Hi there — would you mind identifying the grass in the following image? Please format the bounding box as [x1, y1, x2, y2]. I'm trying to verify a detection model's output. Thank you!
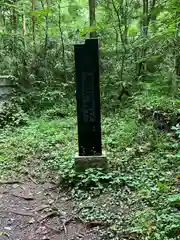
[0, 116, 77, 180]
[0, 91, 179, 239]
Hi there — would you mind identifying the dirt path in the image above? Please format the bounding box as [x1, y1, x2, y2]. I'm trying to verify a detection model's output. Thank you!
[0, 180, 98, 240]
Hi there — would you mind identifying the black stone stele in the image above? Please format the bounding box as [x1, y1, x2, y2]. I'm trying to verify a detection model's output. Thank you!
[74, 39, 102, 156]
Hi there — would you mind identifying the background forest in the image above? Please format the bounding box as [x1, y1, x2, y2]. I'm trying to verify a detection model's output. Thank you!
[0, 0, 180, 239]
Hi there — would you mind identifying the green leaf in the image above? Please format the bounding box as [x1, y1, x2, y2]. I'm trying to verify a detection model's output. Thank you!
[27, 8, 51, 17]
[168, 194, 180, 208]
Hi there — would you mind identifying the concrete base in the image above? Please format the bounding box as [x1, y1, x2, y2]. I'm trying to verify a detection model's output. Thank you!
[75, 152, 108, 171]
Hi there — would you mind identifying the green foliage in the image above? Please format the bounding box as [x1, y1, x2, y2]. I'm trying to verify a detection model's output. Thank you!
[54, 157, 135, 191]
[0, 101, 28, 128]
[0, 95, 179, 239]
[168, 194, 180, 208]
[172, 124, 180, 139]
[0, 116, 76, 176]
[1, 0, 179, 111]
[0, 0, 180, 239]
[133, 209, 180, 239]
[103, 115, 138, 150]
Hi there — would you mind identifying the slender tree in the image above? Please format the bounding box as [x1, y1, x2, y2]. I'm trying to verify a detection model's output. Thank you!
[88, 0, 97, 38]
[22, 7, 27, 50]
[175, 12, 180, 77]
[32, 0, 36, 52]
[58, 0, 67, 81]
[40, 0, 49, 55]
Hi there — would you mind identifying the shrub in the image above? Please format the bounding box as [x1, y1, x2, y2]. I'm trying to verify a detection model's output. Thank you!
[0, 101, 28, 128]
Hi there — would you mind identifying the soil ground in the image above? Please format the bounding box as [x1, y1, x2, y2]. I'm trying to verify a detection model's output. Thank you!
[0, 179, 98, 240]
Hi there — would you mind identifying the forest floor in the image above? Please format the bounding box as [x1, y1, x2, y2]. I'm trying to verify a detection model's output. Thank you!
[0, 92, 179, 240]
[0, 179, 99, 240]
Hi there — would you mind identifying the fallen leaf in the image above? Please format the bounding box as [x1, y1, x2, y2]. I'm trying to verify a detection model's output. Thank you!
[37, 211, 58, 223]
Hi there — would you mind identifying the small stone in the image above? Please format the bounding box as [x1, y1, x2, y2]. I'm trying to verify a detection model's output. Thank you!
[4, 227, 11, 231]
[48, 199, 54, 204]
[7, 218, 15, 225]
[42, 237, 50, 240]
[43, 182, 56, 190]
[12, 184, 19, 189]
[28, 218, 35, 224]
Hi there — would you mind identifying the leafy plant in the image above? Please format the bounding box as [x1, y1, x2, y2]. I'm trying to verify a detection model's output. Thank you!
[50, 155, 135, 191]
[172, 124, 180, 140]
[0, 101, 28, 128]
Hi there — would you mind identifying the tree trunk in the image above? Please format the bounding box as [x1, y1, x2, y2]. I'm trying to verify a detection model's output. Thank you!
[12, 0, 18, 54]
[58, 0, 67, 81]
[40, 0, 49, 55]
[149, 0, 157, 32]
[88, 0, 97, 38]
[1, 5, 6, 47]
[22, 9, 27, 50]
[175, 56, 180, 77]
[175, 15, 180, 77]
[12, 8, 17, 33]
[138, 0, 156, 77]
[32, 0, 36, 52]
[173, 11, 180, 98]
[111, 0, 128, 81]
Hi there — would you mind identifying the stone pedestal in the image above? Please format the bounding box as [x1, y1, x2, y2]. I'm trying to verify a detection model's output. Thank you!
[75, 152, 107, 171]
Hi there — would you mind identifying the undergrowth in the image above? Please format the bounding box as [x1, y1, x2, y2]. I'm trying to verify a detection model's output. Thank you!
[0, 91, 179, 239]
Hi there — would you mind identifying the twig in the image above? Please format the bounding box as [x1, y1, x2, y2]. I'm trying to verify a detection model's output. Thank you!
[12, 193, 34, 201]
[44, 224, 62, 233]
[22, 168, 38, 185]
[31, 204, 50, 213]
[56, 216, 75, 233]
[0, 180, 23, 185]
[61, 215, 84, 233]
[61, 208, 84, 226]
[27, 174, 38, 185]
[63, 215, 75, 225]
[63, 222, 67, 234]
[7, 209, 34, 217]
[37, 211, 58, 223]
[75, 216, 84, 223]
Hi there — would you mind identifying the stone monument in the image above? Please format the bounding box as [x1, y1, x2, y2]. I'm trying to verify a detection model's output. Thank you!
[74, 38, 107, 170]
